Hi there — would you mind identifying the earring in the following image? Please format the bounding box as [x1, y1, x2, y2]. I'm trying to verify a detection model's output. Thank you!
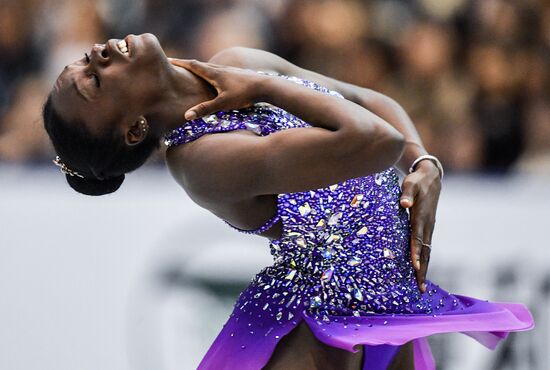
[139, 118, 148, 133]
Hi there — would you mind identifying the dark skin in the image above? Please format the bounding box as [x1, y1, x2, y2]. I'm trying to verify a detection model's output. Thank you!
[51, 34, 442, 369]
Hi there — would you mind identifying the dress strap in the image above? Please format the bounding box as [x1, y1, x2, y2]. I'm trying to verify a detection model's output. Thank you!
[224, 212, 280, 235]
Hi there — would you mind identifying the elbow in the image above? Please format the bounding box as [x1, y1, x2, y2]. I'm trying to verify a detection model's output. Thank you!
[355, 121, 405, 172]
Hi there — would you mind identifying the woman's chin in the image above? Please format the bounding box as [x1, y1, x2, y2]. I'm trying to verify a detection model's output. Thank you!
[130, 33, 167, 63]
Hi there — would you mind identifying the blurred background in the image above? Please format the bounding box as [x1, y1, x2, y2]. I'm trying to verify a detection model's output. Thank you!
[0, 0, 549, 369]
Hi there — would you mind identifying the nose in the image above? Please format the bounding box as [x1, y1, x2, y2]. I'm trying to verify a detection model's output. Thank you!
[90, 43, 110, 64]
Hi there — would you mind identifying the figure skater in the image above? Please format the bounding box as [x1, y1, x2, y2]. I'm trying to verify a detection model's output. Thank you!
[43, 33, 534, 369]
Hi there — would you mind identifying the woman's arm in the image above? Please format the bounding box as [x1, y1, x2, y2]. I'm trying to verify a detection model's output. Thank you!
[207, 48, 440, 293]
[166, 59, 405, 198]
[208, 47, 433, 175]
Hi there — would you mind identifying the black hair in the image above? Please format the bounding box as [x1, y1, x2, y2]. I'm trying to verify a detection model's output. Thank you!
[42, 93, 160, 196]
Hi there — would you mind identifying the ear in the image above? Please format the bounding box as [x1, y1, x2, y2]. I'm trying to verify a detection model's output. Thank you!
[125, 116, 149, 146]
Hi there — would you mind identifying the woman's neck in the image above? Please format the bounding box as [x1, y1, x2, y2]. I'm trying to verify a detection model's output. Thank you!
[150, 64, 217, 135]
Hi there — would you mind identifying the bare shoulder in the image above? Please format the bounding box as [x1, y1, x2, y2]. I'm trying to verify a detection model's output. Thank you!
[164, 129, 264, 205]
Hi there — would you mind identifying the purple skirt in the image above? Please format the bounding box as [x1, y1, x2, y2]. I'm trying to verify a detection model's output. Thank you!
[198, 279, 534, 369]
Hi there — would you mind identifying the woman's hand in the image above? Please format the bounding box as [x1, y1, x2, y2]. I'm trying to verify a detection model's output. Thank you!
[168, 58, 267, 120]
[399, 160, 442, 293]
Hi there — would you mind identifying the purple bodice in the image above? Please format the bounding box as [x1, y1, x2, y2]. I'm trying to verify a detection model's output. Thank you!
[165, 72, 534, 370]
[164, 73, 446, 317]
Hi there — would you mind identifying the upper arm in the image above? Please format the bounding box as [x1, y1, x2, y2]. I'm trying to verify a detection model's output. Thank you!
[208, 47, 364, 103]
[167, 125, 403, 203]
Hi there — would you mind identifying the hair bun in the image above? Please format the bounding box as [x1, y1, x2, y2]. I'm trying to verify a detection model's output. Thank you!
[66, 173, 125, 196]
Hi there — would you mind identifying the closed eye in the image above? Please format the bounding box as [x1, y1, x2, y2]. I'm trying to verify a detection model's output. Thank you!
[84, 53, 100, 87]
[91, 74, 100, 88]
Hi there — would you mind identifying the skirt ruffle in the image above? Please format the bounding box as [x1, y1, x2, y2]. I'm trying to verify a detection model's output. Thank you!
[198, 280, 534, 370]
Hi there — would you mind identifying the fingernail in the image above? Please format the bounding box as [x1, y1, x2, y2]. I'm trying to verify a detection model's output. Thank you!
[422, 283, 427, 291]
[185, 111, 197, 120]
[415, 261, 421, 270]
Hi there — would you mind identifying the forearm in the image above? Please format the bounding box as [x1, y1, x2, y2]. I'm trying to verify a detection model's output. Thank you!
[258, 76, 400, 138]
[207, 46, 421, 170]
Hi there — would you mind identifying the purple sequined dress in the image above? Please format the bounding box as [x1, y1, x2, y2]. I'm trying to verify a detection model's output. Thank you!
[164, 73, 534, 370]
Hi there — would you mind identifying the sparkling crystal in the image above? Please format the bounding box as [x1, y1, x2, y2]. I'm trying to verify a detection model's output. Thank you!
[322, 247, 335, 259]
[298, 202, 311, 216]
[203, 114, 218, 124]
[316, 219, 326, 229]
[327, 212, 343, 225]
[356, 226, 368, 236]
[347, 256, 362, 266]
[325, 233, 338, 244]
[353, 288, 364, 301]
[276, 312, 283, 321]
[310, 296, 322, 308]
[321, 267, 334, 282]
[244, 122, 262, 134]
[383, 248, 395, 259]
[350, 194, 364, 207]
[285, 270, 296, 280]
[295, 236, 307, 248]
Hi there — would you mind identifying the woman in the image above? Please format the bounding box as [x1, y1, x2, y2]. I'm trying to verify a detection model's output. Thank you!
[43, 33, 534, 369]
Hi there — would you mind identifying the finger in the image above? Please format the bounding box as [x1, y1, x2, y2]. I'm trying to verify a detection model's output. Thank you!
[417, 243, 431, 293]
[408, 199, 424, 271]
[400, 177, 419, 208]
[418, 221, 434, 292]
[185, 94, 225, 120]
[168, 58, 217, 83]
[410, 235, 421, 272]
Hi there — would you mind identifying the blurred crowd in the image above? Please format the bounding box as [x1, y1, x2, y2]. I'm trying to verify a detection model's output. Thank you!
[1, 0, 549, 174]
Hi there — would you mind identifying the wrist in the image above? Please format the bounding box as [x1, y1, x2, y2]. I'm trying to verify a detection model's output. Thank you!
[409, 154, 444, 179]
[416, 160, 440, 177]
[253, 74, 273, 103]
[396, 141, 427, 173]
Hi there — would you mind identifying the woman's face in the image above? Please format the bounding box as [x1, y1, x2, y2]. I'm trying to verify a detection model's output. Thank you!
[51, 33, 169, 136]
